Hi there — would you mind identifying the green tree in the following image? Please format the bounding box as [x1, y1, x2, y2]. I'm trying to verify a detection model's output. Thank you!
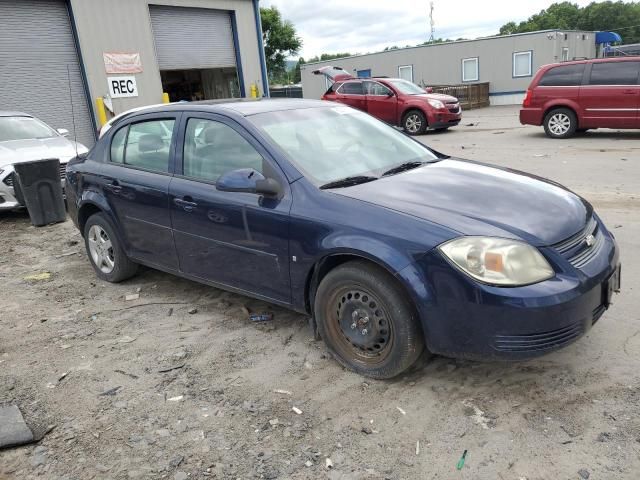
[499, 1, 640, 44]
[260, 6, 302, 82]
[292, 57, 304, 83]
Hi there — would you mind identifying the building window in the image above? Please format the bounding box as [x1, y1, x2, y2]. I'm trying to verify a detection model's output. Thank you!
[398, 65, 413, 82]
[356, 69, 372, 78]
[462, 57, 479, 82]
[562, 47, 569, 62]
[513, 51, 532, 77]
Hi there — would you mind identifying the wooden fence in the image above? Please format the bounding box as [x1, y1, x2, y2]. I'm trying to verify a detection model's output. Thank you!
[428, 82, 490, 109]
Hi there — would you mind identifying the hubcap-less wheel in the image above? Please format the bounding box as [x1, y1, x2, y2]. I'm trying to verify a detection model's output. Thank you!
[405, 114, 422, 134]
[87, 225, 115, 274]
[327, 287, 394, 365]
[548, 113, 571, 136]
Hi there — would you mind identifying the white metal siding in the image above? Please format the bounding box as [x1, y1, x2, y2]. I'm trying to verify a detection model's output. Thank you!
[149, 5, 236, 70]
[0, 0, 95, 147]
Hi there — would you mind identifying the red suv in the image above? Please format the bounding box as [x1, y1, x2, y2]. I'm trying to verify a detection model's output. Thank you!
[520, 57, 640, 138]
[313, 66, 462, 135]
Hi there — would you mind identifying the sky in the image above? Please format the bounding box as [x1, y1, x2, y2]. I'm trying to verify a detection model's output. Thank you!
[261, 0, 606, 59]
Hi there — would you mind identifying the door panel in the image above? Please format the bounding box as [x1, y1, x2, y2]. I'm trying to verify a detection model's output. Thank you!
[580, 61, 640, 128]
[364, 81, 397, 123]
[101, 115, 179, 269]
[169, 115, 291, 303]
[335, 81, 367, 112]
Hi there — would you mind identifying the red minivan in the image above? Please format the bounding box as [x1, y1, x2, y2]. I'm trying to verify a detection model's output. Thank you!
[313, 66, 462, 135]
[520, 57, 640, 138]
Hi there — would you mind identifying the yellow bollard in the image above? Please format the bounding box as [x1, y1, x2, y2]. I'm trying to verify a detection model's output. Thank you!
[250, 83, 259, 98]
[162, 92, 170, 104]
[95, 97, 107, 127]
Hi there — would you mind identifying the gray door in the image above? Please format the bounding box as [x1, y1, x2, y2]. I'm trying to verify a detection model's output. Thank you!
[0, 0, 95, 147]
[149, 5, 237, 70]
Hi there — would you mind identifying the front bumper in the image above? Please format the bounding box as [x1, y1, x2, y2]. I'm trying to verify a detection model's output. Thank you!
[429, 108, 462, 129]
[399, 227, 620, 360]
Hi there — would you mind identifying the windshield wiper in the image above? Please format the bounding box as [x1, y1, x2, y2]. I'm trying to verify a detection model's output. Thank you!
[381, 161, 428, 177]
[319, 175, 378, 190]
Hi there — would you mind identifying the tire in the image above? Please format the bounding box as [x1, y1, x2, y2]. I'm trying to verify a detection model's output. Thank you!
[314, 260, 424, 379]
[402, 110, 427, 135]
[83, 212, 138, 283]
[543, 108, 577, 139]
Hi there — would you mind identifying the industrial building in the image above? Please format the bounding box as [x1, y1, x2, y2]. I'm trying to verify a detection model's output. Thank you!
[301, 30, 605, 106]
[0, 0, 268, 147]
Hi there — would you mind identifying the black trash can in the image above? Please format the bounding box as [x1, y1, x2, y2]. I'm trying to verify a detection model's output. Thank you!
[13, 158, 66, 227]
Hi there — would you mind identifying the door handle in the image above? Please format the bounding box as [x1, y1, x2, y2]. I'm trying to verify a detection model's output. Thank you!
[623, 89, 637, 95]
[105, 182, 122, 194]
[174, 197, 198, 212]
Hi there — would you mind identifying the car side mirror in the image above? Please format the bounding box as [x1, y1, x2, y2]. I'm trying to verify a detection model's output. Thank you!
[216, 168, 282, 198]
[57, 128, 70, 137]
[387, 91, 395, 97]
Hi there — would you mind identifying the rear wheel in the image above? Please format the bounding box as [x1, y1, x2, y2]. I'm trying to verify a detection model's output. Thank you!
[543, 108, 577, 139]
[402, 110, 427, 135]
[314, 261, 424, 379]
[84, 212, 138, 283]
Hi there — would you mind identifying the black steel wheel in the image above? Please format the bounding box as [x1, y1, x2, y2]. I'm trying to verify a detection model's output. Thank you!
[314, 260, 424, 378]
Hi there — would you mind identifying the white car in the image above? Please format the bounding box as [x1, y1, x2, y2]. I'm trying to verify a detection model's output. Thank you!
[0, 111, 88, 210]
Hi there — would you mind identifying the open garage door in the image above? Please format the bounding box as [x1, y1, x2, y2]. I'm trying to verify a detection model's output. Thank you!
[0, 0, 95, 147]
[149, 5, 241, 101]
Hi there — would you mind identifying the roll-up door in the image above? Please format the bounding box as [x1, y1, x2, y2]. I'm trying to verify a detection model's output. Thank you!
[0, 0, 95, 147]
[149, 5, 237, 71]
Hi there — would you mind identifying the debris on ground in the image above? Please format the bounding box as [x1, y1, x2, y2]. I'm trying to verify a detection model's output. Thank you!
[167, 395, 184, 402]
[125, 293, 140, 301]
[325, 457, 333, 469]
[273, 389, 292, 396]
[23, 272, 51, 282]
[396, 406, 407, 416]
[98, 386, 121, 396]
[456, 450, 468, 470]
[578, 468, 590, 479]
[416, 441, 420, 455]
[187, 307, 198, 314]
[0, 406, 35, 449]
[158, 364, 185, 373]
[361, 427, 373, 435]
[250, 313, 274, 323]
[292, 406, 303, 415]
[55, 251, 78, 258]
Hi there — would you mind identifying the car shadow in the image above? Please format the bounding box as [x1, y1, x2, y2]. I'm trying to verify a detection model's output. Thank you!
[529, 129, 640, 140]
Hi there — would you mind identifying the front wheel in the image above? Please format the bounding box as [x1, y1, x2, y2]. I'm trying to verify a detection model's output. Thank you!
[402, 110, 427, 135]
[84, 212, 138, 283]
[543, 108, 577, 139]
[314, 261, 424, 379]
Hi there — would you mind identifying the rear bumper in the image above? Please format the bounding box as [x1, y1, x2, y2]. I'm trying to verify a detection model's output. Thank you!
[520, 108, 544, 126]
[398, 229, 620, 361]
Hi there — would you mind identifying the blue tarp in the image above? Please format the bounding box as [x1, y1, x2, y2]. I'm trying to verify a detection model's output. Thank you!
[596, 31, 622, 44]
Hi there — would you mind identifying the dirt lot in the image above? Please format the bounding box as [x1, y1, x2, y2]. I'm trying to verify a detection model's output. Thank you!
[1, 106, 639, 479]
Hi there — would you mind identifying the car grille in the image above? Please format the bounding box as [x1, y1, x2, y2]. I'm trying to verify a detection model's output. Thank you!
[551, 216, 604, 269]
[446, 102, 461, 114]
[2, 164, 66, 188]
[493, 321, 584, 352]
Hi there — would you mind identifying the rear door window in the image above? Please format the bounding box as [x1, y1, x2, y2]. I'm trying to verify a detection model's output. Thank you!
[339, 82, 364, 95]
[589, 62, 640, 85]
[124, 120, 175, 173]
[538, 64, 585, 86]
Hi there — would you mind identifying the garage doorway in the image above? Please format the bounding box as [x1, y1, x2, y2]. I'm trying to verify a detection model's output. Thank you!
[160, 68, 240, 102]
[150, 5, 244, 101]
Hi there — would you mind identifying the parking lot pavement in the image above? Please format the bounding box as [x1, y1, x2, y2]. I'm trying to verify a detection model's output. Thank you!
[1, 106, 639, 479]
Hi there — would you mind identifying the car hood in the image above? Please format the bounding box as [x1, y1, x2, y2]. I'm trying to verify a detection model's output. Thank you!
[415, 93, 458, 103]
[331, 159, 590, 246]
[0, 136, 88, 168]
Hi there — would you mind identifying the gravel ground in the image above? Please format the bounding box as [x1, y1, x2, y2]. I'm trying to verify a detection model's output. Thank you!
[1, 106, 639, 480]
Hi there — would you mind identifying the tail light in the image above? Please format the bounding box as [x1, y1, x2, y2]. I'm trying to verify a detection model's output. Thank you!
[522, 89, 533, 108]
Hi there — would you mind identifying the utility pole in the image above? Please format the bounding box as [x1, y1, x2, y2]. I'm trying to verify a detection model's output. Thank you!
[429, 1, 435, 43]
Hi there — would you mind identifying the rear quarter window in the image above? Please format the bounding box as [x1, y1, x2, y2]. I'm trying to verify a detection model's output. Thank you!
[339, 82, 364, 95]
[538, 64, 585, 86]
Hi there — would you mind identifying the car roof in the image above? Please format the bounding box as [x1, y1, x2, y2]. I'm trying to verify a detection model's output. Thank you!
[0, 111, 32, 118]
[130, 98, 332, 117]
[540, 55, 640, 69]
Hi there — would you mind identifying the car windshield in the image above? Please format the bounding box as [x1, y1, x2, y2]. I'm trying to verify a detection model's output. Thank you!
[249, 106, 438, 185]
[0, 116, 58, 142]
[387, 79, 426, 95]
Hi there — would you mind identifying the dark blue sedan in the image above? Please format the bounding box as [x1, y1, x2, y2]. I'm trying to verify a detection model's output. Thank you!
[66, 99, 621, 378]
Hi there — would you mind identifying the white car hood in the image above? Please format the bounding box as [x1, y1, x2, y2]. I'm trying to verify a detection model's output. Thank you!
[0, 136, 88, 168]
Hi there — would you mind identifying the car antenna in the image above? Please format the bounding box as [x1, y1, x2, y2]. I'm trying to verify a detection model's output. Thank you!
[66, 64, 79, 158]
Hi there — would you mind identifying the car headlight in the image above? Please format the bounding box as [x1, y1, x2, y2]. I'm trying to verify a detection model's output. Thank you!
[427, 99, 445, 109]
[438, 237, 554, 286]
